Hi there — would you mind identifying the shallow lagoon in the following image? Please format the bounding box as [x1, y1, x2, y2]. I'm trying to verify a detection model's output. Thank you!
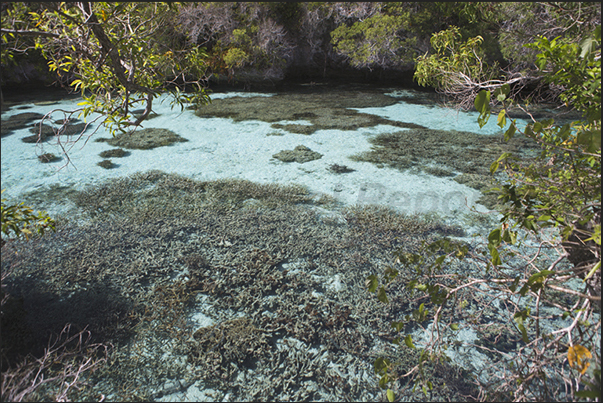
[1, 83, 535, 401]
[1, 84, 526, 222]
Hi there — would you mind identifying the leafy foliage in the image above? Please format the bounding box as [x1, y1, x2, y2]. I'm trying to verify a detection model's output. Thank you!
[1, 190, 55, 246]
[369, 25, 601, 402]
[331, 13, 416, 70]
[1, 2, 211, 136]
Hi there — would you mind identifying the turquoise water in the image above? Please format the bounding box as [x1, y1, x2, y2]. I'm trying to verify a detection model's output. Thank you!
[1, 85, 541, 402]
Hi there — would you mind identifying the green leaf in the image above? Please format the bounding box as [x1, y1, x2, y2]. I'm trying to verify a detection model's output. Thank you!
[415, 283, 428, 292]
[577, 129, 601, 153]
[580, 37, 596, 59]
[502, 230, 517, 245]
[516, 322, 528, 343]
[377, 287, 389, 304]
[379, 374, 389, 389]
[488, 228, 502, 247]
[497, 110, 506, 128]
[583, 260, 600, 281]
[488, 244, 501, 266]
[374, 357, 390, 375]
[513, 310, 530, 343]
[474, 90, 491, 128]
[404, 334, 415, 349]
[387, 389, 395, 402]
[490, 161, 499, 175]
[450, 323, 459, 331]
[391, 321, 404, 332]
[366, 275, 378, 293]
[504, 124, 516, 141]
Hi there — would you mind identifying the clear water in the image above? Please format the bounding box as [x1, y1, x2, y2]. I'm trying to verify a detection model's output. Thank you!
[1, 87, 522, 222]
[1, 85, 534, 402]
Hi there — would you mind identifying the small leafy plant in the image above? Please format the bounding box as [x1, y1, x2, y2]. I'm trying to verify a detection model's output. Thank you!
[1, 189, 55, 246]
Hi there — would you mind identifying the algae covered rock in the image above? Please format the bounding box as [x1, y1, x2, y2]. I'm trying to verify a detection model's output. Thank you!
[105, 128, 187, 150]
[273, 145, 322, 163]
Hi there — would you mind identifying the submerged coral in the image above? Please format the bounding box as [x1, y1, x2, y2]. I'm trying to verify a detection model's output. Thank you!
[99, 148, 129, 158]
[328, 163, 355, 174]
[194, 86, 426, 134]
[38, 153, 60, 163]
[272, 145, 323, 163]
[0, 171, 476, 401]
[104, 128, 187, 150]
[350, 128, 539, 208]
[97, 159, 116, 169]
[22, 123, 55, 143]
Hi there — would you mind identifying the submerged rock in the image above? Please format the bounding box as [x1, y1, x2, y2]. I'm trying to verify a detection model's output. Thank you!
[273, 145, 322, 163]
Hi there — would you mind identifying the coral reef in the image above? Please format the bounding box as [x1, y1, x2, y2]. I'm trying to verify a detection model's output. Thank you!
[97, 159, 116, 169]
[38, 153, 60, 163]
[350, 128, 539, 209]
[99, 148, 129, 158]
[328, 163, 355, 174]
[453, 173, 500, 210]
[424, 166, 454, 177]
[351, 128, 536, 176]
[103, 128, 187, 150]
[194, 87, 426, 134]
[273, 145, 323, 163]
[1, 171, 475, 401]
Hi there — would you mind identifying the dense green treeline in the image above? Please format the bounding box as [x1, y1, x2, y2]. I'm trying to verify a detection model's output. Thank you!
[2, 3, 600, 91]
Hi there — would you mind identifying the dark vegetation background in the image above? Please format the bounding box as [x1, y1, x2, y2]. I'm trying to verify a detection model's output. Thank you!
[2, 2, 599, 96]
